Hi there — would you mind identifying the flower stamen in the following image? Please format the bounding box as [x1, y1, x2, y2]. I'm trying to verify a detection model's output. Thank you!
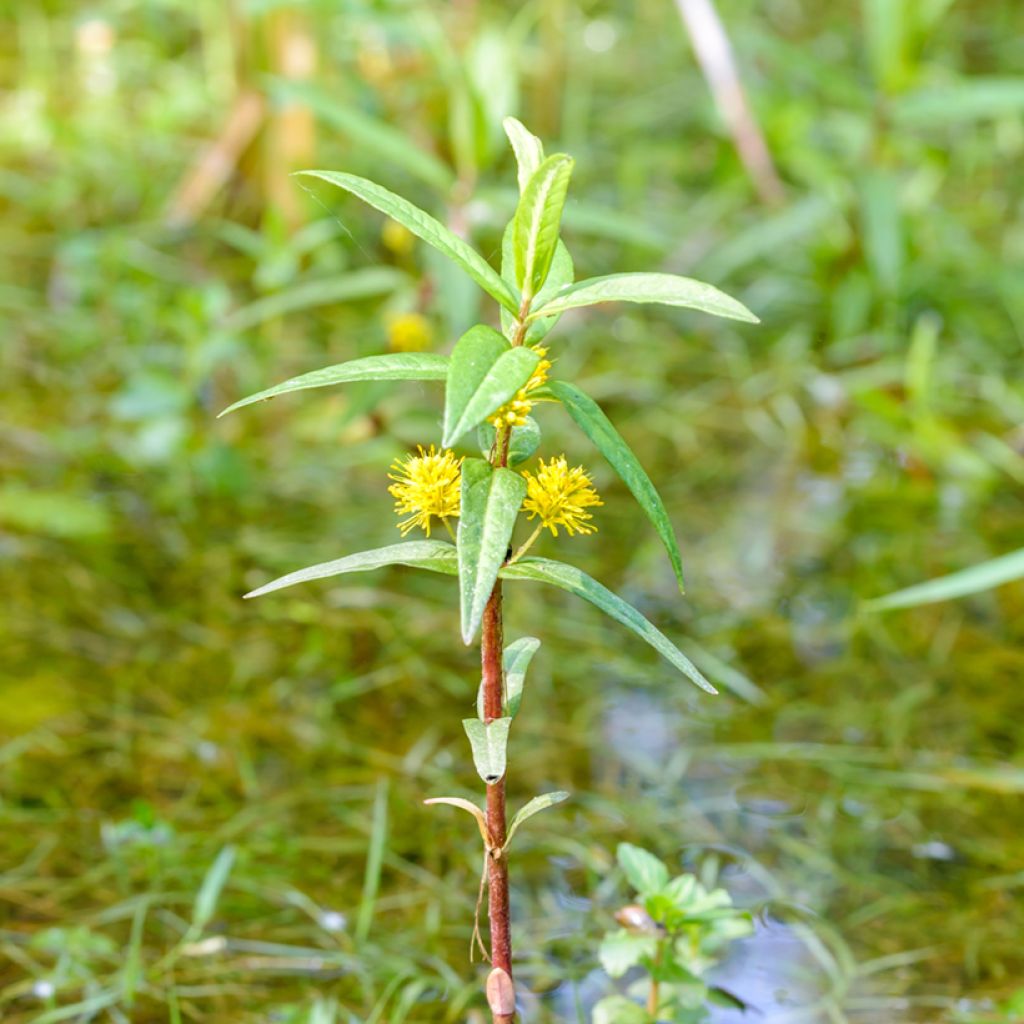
[388, 445, 463, 536]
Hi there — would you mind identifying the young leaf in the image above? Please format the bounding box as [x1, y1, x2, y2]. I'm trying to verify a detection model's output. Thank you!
[423, 797, 490, 846]
[528, 271, 758, 324]
[299, 170, 520, 313]
[462, 717, 512, 784]
[244, 540, 457, 599]
[219, 353, 449, 417]
[499, 558, 716, 694]
[442, 326, 541, 446]
[501, 224, 574, 342]
[477, 416, 542, 466]
[618, 843, 670, 896]
[548, 380, 686, 591]
[457, 459, 527, 644]
[476, 635, 541, 720]
[513, 154, 575, 301]
[504, 636, 540, 717]
[505, 791, 569, 847]
[598, 931, 659, 979]
[503, 116, 544, 193]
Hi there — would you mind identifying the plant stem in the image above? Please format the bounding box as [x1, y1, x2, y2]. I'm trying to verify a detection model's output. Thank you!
[509, 523, 543, 564]
[479, 302, 531, 1022]
[480, 584, 512, 1023]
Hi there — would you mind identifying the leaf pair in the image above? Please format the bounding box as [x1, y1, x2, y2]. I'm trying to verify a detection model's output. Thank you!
[244, 541, 714, 694]
[464, 637, 539, 786]
[442, 327, 539, 448]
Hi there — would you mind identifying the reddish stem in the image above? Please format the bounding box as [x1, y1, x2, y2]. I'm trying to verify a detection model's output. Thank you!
[479, 301, 532, 1022]
[481, 586, 512, 1018]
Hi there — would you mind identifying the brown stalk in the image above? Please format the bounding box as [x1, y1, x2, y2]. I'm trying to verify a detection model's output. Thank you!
[479, 298, 533, 1022]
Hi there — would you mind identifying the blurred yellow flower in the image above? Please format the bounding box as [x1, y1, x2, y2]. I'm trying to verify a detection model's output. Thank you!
[488, 346, 552, 428]
[388, 445, 463, 536]
[387, 311, 432, 352]
[521, 456, 602, 537]
[381, 218, 415, 255]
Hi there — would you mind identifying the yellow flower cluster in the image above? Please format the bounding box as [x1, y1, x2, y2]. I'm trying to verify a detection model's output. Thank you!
[521, 456, 602, 537]
[386, 311, 432, 352]
[487, 346, 551, 429]
[388, 445, 463, 536]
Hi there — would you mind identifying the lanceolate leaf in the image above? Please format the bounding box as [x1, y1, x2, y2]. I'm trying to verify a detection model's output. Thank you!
[219, 353, 449, 417]
[503, 116, 544, 193]
[513, 154, 575, 301]
[503, 636, 540, 717]
[222, 268, 407, 333]
[529, 272, 758, 324]
[462, 717, 512, 784]
[548, 380, 685, 591]
[476, 636, 541, 719]
[501, 224, 574, 343]
[866, 546, 1024, 611]
[244, 541, 457, 599]
[499, 558, 715, 694]
[457, 460, 527, 644]
[505, 791, 569, 847]
[423, 797, 490, 846]
[443, 326, 540, 447]
[299, 170, 519, 313]
[272, 80, 455, 191]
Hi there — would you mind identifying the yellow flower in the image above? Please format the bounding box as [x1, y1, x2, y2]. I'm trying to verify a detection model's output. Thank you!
[387, 311, 432, 352]
[488, 346, 552, 429]
[388, 445, 463, 536]
[521, 456, 602, 537]
[381, 217, 415, 255]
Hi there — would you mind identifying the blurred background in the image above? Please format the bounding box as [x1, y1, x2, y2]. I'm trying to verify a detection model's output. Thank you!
[2, 1, 1023, 1021]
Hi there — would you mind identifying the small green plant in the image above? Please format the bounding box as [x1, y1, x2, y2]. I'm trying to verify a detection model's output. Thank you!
[222, 118, 756, 1021]
[594, 845, 753, 1024]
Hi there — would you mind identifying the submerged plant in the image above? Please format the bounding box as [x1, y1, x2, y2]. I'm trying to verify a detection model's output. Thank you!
[221, 118, 756, 1022]
[594, 844, 753, 1024]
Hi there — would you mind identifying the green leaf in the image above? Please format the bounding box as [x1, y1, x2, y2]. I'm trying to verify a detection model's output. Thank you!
[299, 170, 519, 313]
[598, 931, 659, 979]
[499, 559, 716, 694]
[244, 541, 457, 599]
[865, 547, 1024, 611]
[423, 796, 489, 846]
[503, 116, 544, 193]
[505, 791, 569, 847]
[270, 79, 454, 191]
[457, 459, 526, 644]
[548, 380, 686, 592]
[476, 636, 541, 719]
[189, 846, 236, 938]
[462, 717, 512, 784]
[219, 353, 449, 417]
[477, 416, 541, 466]
[664, 874, 698, 908]
[529, 272, 758, 324]
[503, 636, 540, 717]
[501, 224, 574, 343]
[892, 78, 1024, 126]
[618, 843, 670, 896]
[442, 325, 540, 446]
[221, 268, 407, 333]
[513, 154, 574, 301]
